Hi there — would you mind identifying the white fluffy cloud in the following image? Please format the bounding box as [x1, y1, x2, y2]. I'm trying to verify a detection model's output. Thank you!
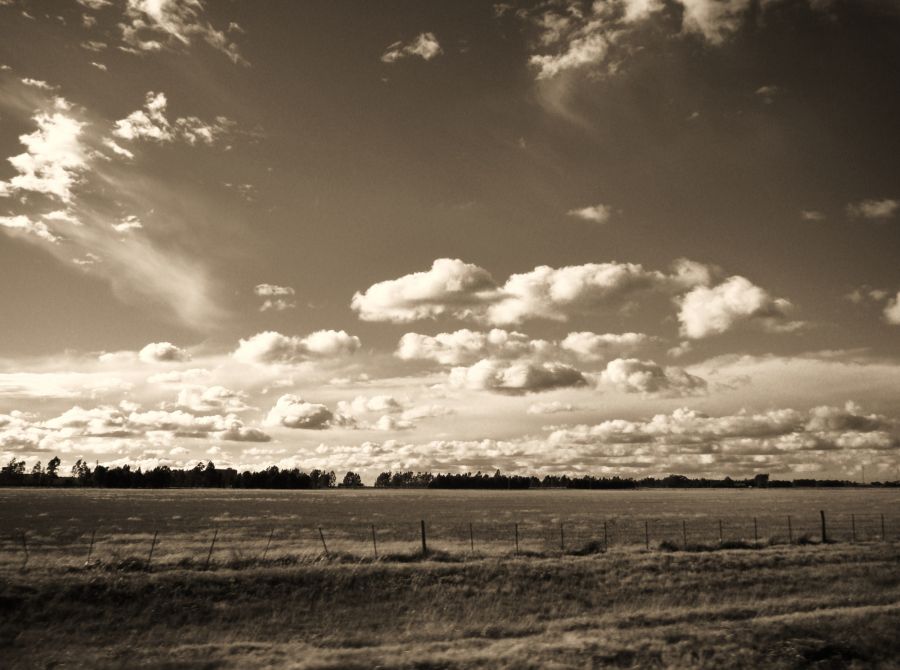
[112, 91, 234, 146]
[0, 101, 86, 203]
[381, 32, 442, 63]
[448, 359, 587, 393]
[679, 0, 751, 44]
[559, 332, 649, 361]
[233, 330, 361, 365]
[566, 203, 612, 224]
[354, 257, 713, 326]
[138, 342, 191, 363]
[175, 385, 249, 413]
[397, 328, 543, 366]
[264, 394, 336, 430]
[0, 215, 60, 243]
[677, 276, 799, 339]
[352, 258, 498, 323]
[599, 358, 707, 396]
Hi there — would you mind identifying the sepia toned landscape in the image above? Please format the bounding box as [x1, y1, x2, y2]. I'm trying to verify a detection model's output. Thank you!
[2, 0, 900, 667]
[2, 489, 900, 669]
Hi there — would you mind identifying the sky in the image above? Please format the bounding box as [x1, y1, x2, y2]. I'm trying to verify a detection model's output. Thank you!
[1, 0, 899, 482]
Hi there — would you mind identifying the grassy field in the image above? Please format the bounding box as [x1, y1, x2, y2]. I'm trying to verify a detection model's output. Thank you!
[1, 488, 898, 568]
[1, 542, 899, 669]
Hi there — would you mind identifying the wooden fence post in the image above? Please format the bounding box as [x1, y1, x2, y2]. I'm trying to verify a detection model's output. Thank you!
[820, 510, 827, 543]
[86, 528, 96, 563]
[514, 522, 519, 556]
[420, 520, 427, 556]
[147, 530, 158, 571]
[205, 528, 218, 569]
[644, 520, 649, 550]
[469, 522, 474, 553]
[262, 528, 274, 561]
[318, 527, 329, 557]
[371, 524, 378, 558]
[787, 516, 793, 544]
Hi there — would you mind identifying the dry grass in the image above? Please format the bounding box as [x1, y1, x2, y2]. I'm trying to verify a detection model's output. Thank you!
[2, 542, 899, 669]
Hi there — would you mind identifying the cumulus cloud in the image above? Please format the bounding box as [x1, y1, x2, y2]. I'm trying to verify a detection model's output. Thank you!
[677, 276, 800, 339]
[397, 328, 542, 366]
[560, 331, 649, 362]
[599, 358, 707, 396]
[0, 100, 87, 203]
[137, 342, 191, 363]
[381, 32, 442, 63]
[448, 358, 587, 394]
[530, 32, 608, 79]
[264, 394, 337, 430]
[112, 91, 235, 146]
[233, 330, 361, 365]
[847, 198, 899, 221]
[352, 258, 498, 323]
[121, 0, 247, 65]
[175, 385, 249, 413]
[354, 257, 713, 326]
[111, 215, 142, 233]
[566, 203, 612, 224]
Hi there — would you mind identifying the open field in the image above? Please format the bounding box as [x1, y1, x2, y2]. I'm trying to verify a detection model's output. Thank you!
[1, 488, 898, 568]
[1, 542, 899, 669]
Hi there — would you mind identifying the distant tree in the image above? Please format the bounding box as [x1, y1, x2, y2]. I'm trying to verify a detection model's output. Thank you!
[71, 459, 92, 485]
[0, 457, 26, 485]
[31, 461, 43, 475]
[46, 456, 61, 479]
[341, 471, 363, 487]
[374, 472, 392, 488]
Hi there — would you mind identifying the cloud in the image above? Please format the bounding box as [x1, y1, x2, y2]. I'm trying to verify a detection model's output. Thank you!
[397, 328, 540, 366]
[0, 215, 60, 243]
[0, 101, 87, 203]
[599, 358, 707, 396]
[254, 283, 295, 311]
[885, 292, 900, 325]
[381, 32, 442, 63]
[677, 276, 800, 339]
[264, 394, 336, 429]
[138, 342, 191, 363]
[448, 358, 587, 394]
[801, 210, 825, 221]
[111, 215, 143, 233]
[175, 385, 249, 413]
[566, 203, 612, 224]
[352, 258, 498, 323]
[121, 0, 247, 65]
[679, 0, 752, 45]
[527, 400, 579, 415]
[233, 330, 361, 365]
[530, 32, 608, 79]
[21, 78, 55, 90]
[112, 91, 234, 146]
[559, 332, 649, 362]
[847, 198, 899, 221]
[354, 257, 713, 326]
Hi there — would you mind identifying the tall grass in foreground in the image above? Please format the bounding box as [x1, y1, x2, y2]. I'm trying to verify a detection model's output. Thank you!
[1, 542, 898, 669]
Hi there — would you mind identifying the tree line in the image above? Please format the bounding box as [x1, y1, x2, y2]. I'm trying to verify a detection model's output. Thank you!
[2, 456, 895, 489]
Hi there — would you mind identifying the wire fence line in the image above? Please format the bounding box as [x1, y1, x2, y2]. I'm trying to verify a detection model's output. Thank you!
[1, 511, 895, 571]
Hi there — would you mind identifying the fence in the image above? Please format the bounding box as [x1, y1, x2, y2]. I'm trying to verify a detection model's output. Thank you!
[1, 510, 895, 572]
